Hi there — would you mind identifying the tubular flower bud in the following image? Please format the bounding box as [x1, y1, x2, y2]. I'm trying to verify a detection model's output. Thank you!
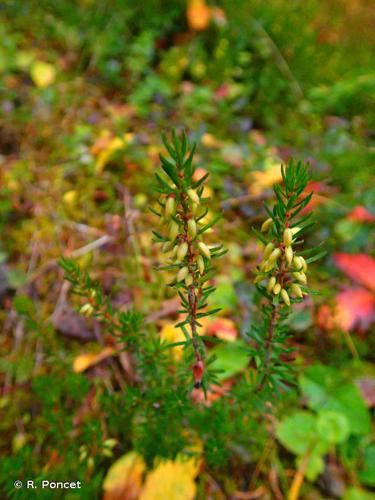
[198, 241, 211, 260]
[187, 189, 200, 204]
[263, 242, 274, 259]
[261, 218, 273, 232]
[283, 228, 293, 246]
[281, 289, 290, 306]
[165, 196, 175, 218]
[267, 276, 276, 293]
[254, 274, 264, 284]
[191, 202, 199, 215]
[172, 245, 178, 258]
[293, 271, 307, 284]
[290, 283, 303, 298]
[80, 303, 94, 317]
[162, 241, 173, 253]
[264, 260, 276, 272]
[291, 226, 300, 236]
[269, 248, 282, 263]
[187, 219, 197, 239]
[293, 255, 303, 271]
[299, 256, 307, 273]
[273, 283, 281, 295]
[197, 255, 205, 275]
[285, 246, 293, 265]
[169, 221, 179, 241]
[177, 266, 189, 282]
[177, 242, 188, 261]
[185, 274, 193, 286]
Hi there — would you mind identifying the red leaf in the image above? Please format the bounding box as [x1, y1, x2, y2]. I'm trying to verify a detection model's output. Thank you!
[347, 206, 375, 223]
[300, 181, 332, 214]
[334, 253, 375, 292]
[335, 288, 375, 332]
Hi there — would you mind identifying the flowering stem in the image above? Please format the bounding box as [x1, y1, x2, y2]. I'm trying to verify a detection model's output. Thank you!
[180, 191, 203, 366]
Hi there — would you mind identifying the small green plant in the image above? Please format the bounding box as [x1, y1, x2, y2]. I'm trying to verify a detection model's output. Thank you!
[249, 160, 325, 394]
[152, 131, 226, 389]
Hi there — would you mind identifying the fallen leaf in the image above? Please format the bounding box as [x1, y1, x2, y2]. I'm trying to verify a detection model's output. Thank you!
[299, 180, 332, 214]
[159, 322, 186, 360]
[316, 304, 336, 331]
[95, 137, 125, 174]
[73, 346, 115, 373]
[248, 160, 283, 196]
[30, 61, 56, 88]
[347, 206, 375, 223]
[334, 253, 375, 292]
[206, 318, 237, 341]
[51, 304, 96, 341]
[140, 456, 199, 500]
[335, 288, 375, 332]
[187, 0, 212, 31]
[91, 131, 134, 174]
[200, 134, 222, 148]
[103, 451, 146, 500]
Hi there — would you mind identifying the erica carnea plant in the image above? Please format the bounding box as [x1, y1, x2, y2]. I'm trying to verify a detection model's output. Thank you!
[250, 161, 325, 394]
[152, 131, 226, 389]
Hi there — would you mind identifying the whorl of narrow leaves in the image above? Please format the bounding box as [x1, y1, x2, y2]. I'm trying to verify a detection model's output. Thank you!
[250, 160, 325, 395]
[58, 257, 143, 347]
[153, 130, 225, 389]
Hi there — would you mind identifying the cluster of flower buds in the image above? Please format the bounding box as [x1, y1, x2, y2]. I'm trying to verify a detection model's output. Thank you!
[253, 160, 318, 308]
[153, 131, 225, 389]
[255, 222, 308, 306]
[158, 186, 222, 289]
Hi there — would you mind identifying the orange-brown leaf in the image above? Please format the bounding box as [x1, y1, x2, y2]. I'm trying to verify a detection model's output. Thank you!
[207, 318, 237, 341]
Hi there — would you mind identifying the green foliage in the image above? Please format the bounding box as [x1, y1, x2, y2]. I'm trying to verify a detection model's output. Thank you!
[299, 364, 371, 436]
[249, 160, 325, 394]
[153, 131, 226, 389]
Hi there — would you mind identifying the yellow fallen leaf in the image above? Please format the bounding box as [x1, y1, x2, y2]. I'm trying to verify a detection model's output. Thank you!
[73, 346, 115, 373]
[95, 137, 124, 174]
[140, 456, 199, 500]
[63, 190, 78, 207]
[160, 323, 186, 360]
[30, 61, 56, 88]
[187, 0, 211, 31]
[103, 451, 146, 500]
[248, 158, 283, 196]
[200, 133, 222, 148]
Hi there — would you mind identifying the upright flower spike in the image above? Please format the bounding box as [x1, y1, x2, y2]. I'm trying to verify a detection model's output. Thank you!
[251, 160, 325, 394]
[153, 130, 226, 389]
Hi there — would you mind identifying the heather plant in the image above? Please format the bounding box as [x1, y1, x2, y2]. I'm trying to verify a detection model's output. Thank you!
[54, 134, 332, 499]
[152, 131, 226, 389]
[249, 160, 325, 395]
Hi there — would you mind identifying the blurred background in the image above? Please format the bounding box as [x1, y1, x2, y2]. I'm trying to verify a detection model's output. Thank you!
[0, 0, 374, 499]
